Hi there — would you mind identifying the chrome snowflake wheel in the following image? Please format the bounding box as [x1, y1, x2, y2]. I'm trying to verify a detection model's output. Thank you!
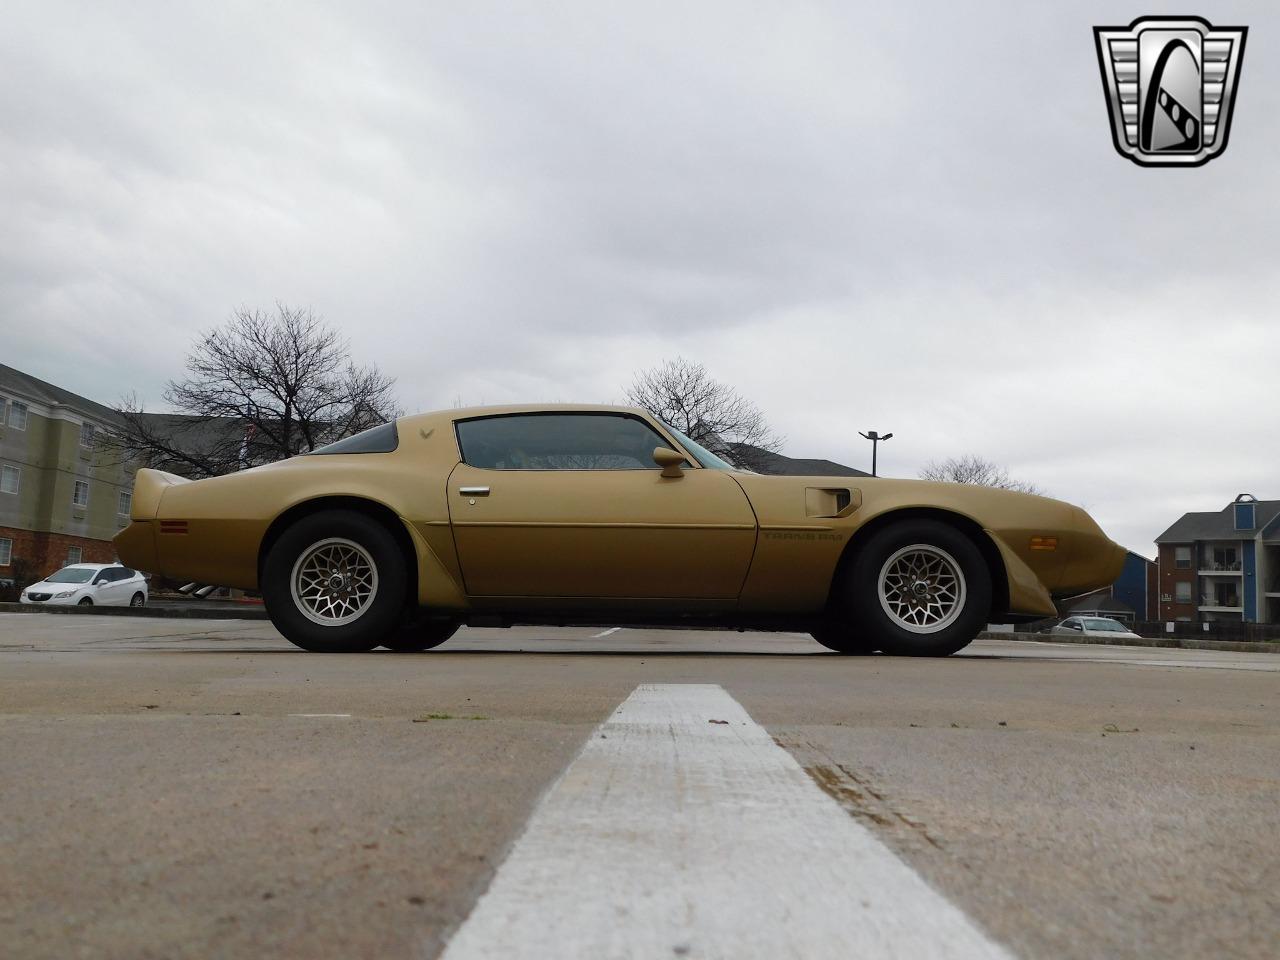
[877, 544, 967, 634]
[290, 538, 380, 626]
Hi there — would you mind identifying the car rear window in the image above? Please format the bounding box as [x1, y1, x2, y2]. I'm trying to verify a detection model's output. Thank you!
[309, 421, 399, 455]
[1084, 618, 1127, 631]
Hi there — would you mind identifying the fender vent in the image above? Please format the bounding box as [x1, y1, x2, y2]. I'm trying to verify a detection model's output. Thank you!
[805, 488, 861, 519]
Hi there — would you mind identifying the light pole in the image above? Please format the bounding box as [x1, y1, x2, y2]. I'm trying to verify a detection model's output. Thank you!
[859, 430, 893, 477]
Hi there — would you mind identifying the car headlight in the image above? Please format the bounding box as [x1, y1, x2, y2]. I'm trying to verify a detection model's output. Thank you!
[54, 591, 75, 599]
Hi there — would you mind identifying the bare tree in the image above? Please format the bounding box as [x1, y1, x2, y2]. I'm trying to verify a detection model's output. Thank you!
[624, 358, 782, 469]
[919, 454, 1045, 496]
[109, 304, 400, 478]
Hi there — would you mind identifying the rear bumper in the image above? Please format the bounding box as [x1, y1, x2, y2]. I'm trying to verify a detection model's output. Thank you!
[114, 521, 159, 575]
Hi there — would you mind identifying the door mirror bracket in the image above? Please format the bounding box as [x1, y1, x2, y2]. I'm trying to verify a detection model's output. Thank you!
[652, 447, 686, 479]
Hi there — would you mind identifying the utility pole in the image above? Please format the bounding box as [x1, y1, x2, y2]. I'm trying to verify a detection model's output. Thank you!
[859, 430, 893, 477]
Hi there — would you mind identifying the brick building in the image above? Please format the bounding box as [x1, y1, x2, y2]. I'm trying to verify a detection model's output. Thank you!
[1154, 494, 1280, 624]
[0, 365, 142, 583]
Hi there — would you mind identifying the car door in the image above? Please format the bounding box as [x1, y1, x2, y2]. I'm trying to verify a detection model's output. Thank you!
[114, 568, 139, 605]
[99, 568, 126, 605]
[447, 412, 757, 599]
[85, 567, 110, 603]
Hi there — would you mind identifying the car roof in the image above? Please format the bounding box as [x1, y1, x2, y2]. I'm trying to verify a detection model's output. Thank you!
[62, 563, 120, 570]
[402, 403, 654, 427]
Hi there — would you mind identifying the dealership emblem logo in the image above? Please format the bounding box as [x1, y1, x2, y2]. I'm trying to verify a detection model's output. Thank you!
[1094, 16, 1247, 166]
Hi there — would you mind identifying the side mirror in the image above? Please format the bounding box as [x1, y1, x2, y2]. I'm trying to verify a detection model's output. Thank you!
[94, 577, 108, 586]
[653, 447, 686, 479]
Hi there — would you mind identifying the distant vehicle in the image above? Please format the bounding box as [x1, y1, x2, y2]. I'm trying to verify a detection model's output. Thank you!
[1043, 616, 1141, 640]
[115, 404, 1126, 656]
[20, 564, 148, 608]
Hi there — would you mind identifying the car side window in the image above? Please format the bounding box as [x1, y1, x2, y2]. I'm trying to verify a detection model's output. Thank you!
[456, 414, 672, 471]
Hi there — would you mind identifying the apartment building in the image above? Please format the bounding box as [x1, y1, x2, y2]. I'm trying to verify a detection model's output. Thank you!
[1154, 494, 1280, 624]
[0, 365, 140, 580]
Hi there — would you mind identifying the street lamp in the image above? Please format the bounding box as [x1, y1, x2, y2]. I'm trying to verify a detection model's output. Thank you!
[859, 430, 893, 477]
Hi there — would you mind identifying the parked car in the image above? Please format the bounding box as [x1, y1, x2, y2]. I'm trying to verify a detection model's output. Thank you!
[1043, 616, 1141, 640]
[21, 563, 149, 607]
[114, 404, 1126, 655]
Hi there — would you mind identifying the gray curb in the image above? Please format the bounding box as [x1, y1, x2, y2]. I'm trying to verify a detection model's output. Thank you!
[983, 630, 1279, 655]
[0, 602, 269, 620]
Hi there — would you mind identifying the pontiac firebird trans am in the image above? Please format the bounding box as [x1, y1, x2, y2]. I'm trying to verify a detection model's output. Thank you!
[114, 405, 1126, 656]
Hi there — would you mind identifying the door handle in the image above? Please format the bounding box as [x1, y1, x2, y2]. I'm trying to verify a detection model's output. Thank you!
[458, 486, 491, 497]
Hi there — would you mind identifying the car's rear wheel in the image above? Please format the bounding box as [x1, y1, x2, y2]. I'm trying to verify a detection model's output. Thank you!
[130, 592, 145, 608]
[835, 519, 991, 657]
[262, 510, 408, 653]
[382, 616, 460, 652]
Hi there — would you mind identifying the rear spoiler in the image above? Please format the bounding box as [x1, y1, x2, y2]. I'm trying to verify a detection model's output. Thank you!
[129, 468, 189, 520]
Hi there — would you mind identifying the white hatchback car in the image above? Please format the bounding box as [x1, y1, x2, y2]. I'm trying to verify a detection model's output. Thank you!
[1044, 616, 1141, 640]
[21, 564, 149, 608]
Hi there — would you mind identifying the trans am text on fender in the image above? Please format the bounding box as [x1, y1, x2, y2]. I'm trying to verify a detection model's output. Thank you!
[114, 405, 1126, 655]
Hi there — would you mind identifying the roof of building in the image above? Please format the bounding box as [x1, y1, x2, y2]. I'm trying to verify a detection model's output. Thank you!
[728, 443, 870, 477]
[0, 363, 122, 424]
[1155, 497, 1280, 543]
[1066, 593, 1135, 616]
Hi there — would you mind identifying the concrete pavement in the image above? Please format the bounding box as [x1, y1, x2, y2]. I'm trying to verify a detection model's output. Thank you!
[1, 614, 1276, 959]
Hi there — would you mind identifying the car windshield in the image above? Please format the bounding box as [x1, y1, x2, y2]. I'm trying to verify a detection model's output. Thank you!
[660, 422, 743, 472]
[1084, 618, 1128, 632]
[45, 567, 97, 584]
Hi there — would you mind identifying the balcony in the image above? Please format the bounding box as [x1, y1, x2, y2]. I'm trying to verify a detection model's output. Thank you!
[1199, 593, 1242, 612]
[1198, 560, 1242, 575]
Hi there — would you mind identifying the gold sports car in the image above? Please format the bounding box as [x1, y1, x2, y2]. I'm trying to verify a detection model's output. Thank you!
[114, 405, 1126, 655]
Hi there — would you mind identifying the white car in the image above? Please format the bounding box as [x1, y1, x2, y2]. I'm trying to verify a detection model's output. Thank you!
[21, 564, 149, 608]
[1043, 616, 1141, 640]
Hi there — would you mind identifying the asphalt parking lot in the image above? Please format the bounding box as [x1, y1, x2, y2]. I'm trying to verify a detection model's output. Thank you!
[1, 614, 1277, 960]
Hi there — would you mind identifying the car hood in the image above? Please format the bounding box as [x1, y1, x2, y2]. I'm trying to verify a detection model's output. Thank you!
[25, 580, 85, 592]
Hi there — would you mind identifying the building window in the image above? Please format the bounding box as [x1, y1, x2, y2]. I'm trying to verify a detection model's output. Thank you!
[0, 464, 18, 495]
[118, 491, 132, 516]
[72, 480, 89, 507]
[1174, 546, 1191, 569]
[0, 538, 11, 566]
[66, 545, 82, 565]
[80, 422, 96, 448]
[7, 401, 28, 430]
[1234, 502, 1256, 531]
[1175, 581, 1192, 603]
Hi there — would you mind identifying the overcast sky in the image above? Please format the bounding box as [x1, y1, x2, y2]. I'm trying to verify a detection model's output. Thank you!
[3, 2, 1277, 555]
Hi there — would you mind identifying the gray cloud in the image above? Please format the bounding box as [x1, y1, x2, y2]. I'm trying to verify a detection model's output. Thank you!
[3, 1, 1277, 554]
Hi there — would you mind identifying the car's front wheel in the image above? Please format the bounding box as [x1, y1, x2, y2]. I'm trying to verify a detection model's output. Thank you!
[262, 510, 408, 652]
[78, 597, 93, 606]
[833, 519, 991, 657]
[809, 622, 878, 655]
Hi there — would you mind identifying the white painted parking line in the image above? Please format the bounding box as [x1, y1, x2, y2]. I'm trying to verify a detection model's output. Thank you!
[591, 626, 622, 638]
[287, 713, 352, 718]
[438, 683, 1013, 960]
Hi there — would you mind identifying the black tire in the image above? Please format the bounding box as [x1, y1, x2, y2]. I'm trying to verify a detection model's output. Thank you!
[130, 592, 145, 608]
[834, 519, 991, 657]
[382, 616, 460, 652]
[809, 621, 878, 655]
[78, 597, 93, 605]
[262, 510, 409, 653]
